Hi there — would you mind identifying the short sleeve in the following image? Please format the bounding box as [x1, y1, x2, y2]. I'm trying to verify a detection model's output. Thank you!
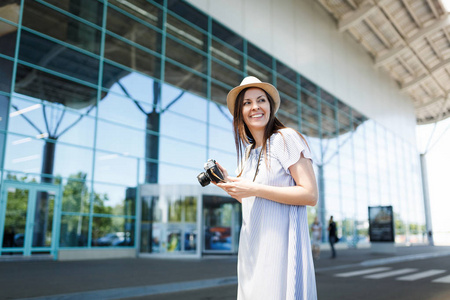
[272, 128, 312, 173]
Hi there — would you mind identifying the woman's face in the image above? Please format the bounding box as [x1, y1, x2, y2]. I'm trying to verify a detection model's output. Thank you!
[241, 88, 271, 132]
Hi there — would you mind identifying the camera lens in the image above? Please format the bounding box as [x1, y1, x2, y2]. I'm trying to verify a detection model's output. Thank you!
[197, 172, 211, 187]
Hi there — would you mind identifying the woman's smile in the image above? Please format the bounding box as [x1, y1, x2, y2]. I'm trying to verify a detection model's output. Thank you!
[250, 113, 264, 118]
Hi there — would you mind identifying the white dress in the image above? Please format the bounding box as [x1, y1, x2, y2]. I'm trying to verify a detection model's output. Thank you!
[237, 128, 317, 300]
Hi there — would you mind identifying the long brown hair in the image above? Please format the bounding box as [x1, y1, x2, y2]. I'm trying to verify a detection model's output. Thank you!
[232, 87, 308, 170]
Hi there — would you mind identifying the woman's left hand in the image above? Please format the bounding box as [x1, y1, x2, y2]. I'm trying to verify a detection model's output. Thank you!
[217, 177, 257, 200]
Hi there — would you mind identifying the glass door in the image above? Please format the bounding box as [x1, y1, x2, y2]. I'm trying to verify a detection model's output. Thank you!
[0, 182, 60, 258]
[203, 195, 241, 254]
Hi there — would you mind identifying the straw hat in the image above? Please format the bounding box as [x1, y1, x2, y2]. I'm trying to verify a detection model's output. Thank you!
[226, 76, 280, 115]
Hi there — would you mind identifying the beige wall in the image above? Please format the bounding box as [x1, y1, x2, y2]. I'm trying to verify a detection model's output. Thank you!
[188, 0, 417, 144]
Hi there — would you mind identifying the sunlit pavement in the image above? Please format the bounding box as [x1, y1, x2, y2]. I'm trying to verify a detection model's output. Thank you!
[2, 245, 450, 300]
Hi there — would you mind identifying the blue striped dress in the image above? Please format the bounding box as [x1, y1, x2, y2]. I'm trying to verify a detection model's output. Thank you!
[237, 128, 317, 300]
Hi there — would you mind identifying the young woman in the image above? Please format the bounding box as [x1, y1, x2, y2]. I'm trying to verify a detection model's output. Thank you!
[216, 76, 318, 300]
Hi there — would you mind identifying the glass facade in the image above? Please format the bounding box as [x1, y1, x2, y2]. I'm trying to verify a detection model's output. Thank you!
[0, 0, 427, 258]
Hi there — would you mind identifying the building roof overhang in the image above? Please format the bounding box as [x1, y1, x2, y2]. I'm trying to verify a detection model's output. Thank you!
[316, 0, 450, 125]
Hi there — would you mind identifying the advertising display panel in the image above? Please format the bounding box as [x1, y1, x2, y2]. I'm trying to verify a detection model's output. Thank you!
[368, 206, 394, 242]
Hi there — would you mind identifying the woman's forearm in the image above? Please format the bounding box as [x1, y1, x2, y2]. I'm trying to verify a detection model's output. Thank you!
[252, 183, 317, 206]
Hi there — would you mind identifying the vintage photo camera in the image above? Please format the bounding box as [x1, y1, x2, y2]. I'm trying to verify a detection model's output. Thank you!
[197, 159, 226, 187]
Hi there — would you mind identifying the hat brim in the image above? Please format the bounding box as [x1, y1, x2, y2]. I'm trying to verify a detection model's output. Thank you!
[226, 82, 280, 115]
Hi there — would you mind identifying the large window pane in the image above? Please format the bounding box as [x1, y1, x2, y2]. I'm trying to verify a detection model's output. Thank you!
[61, 175, 91, 213]
[300, 76, 317, 94]
[211, 82, 230, 107]
[211, 60, 242, 90]
[5, 135, 89, 181]
[94, 150, 138, 186]
[22, 0, 101, 54]
[276, 60, 296, 83]
[164, 61, 207, 98]
[0, 2, 20, 25]
[159, 137, 206, 170]
[166, 14, 206, 53]
[107, 5, 161, 53]
[161, 84, 207, 122]
[0, 131, 5, 168]
[15, 65, 98, 113]
[102, 66, 157, 108]
[104, 34, 160, 77]
[92, 216, 135, 247]
[277, 111, 298, 129]
[247, 42, 271, 69]
[209, 125, 235, 155]
[212, 20, 243, 52]
[0, 19, 15, 93]
[109, 0, 162, 29]
[247, 59, 271, 83]
[98, 92, 150, 129]
[4, 133, 43, 175]
[0, 58, 13, 93]
[208, 99, 233, 128]
[279, 97, 298, 117]
[96, 120, 145, 157]
[44, 0, 104, 26]
[9, 96, 96, 148]
[301, 103, 319, 127]
[301, 91, 318, 111]
[277, 77, 297, 100]
[321, 102, 336, 124]
[167, 0, 208, 32]
[165, 37, 207, 74]
[0, 18, 17, 57]
[59, 215, 89, 247]
[53, 143, 93, 180]
[53, 111, 95, 148]
[160, 113, 205, 146]
[156, 163, 200, 185]
[338, 110, 351, 132]
[322, 115, 337, 140]
[19, 30, 100, 85]
[93, 183, 136, 217]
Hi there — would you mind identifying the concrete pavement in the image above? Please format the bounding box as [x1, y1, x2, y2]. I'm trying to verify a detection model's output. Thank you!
[1, 244, 450, 299]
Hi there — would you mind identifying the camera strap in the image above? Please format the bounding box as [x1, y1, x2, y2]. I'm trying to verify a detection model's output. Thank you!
[252, 149, 263, 182]
[237, 145, 262, 182]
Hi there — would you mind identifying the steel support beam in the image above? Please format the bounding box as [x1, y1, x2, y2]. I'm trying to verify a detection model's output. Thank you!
[338, 4, 377, 32]
[375, 15, 450, 67]
[401, 57, 450, 91]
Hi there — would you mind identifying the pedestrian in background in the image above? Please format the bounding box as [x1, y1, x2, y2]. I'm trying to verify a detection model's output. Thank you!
[311, 216, 322, 259]
[215, 76, 318, 300]
[328, 215, 337, 258]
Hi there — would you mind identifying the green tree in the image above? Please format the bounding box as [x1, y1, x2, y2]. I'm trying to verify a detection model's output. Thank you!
[62, 172, 90, 213]
[3, 186, 29, 246]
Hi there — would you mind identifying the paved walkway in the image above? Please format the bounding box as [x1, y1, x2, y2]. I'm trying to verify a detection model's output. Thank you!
[1, 244, 450, 300]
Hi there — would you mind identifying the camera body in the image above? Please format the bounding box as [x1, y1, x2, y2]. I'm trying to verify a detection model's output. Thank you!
[197, 159, 226, 187]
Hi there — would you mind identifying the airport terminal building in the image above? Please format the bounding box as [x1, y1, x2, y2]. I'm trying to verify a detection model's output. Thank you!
[0, 0, 437, 260]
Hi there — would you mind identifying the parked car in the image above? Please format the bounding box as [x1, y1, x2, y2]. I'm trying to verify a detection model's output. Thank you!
[95, 232, 131, 246]
[96, 232, 123, 246]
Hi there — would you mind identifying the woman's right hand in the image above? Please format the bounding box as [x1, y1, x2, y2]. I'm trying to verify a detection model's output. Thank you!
[215, 162, 229, 182]
[213, 163, 242, 203]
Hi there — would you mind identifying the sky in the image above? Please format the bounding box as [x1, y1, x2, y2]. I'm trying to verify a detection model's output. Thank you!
[417, 117, 450, 245]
